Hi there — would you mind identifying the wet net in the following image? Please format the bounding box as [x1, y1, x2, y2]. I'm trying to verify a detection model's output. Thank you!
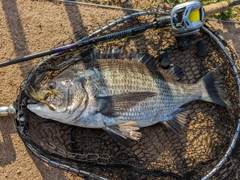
[12, 10, 240, 179]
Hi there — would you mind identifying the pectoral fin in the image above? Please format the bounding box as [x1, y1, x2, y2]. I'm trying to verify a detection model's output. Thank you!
[163, 108, 189, 135]
[104, 121, 142, 147]
[166, 64, 184, 80]
[96, 92, 157, 117]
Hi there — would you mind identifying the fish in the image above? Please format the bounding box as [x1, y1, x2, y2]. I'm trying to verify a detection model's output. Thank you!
[27, 48, 232, 146]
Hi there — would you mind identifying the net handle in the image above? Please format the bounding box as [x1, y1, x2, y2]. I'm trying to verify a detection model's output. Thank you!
[0, 105, 16, 116]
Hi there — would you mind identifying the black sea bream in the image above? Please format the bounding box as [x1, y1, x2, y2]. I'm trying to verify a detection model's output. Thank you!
[27, 48, 232, 144]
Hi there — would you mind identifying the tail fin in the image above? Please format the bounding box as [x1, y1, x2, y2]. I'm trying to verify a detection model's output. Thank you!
[198, 65, 232, 108]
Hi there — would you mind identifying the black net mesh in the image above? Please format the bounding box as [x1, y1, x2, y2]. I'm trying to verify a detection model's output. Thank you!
[12, 12, 240, 179]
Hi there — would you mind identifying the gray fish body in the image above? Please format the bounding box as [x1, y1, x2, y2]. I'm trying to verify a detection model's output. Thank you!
[27, 49, 231, 142]
[75, 59, 199, 128]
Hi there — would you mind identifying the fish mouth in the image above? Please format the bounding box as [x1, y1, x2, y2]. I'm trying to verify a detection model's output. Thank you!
[27, 103, 42, 110]
[27, 97, 57, 111]
[27, 103, 44, 115]
[27, 102, 59, 121]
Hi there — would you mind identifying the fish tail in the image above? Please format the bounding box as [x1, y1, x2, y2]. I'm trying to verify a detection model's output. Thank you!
[198, 65, 232, 108]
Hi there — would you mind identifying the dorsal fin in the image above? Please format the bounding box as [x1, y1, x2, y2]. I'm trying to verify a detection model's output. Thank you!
[89, 46, 159, 67]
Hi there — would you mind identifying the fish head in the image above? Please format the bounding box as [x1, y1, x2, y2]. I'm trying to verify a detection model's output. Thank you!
[27, 69, 88, 123]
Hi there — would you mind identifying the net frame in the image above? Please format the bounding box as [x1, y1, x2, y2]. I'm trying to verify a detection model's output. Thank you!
[12, 11, 240, 179]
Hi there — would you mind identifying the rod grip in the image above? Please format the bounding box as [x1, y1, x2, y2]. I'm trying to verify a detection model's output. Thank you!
[204, 1, 229, 16]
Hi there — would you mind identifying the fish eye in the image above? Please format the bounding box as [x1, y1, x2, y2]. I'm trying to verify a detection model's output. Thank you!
[48, 82, 56, 89]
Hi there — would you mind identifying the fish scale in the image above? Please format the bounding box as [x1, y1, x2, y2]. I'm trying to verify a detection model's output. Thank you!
[72, 60, 219, 121]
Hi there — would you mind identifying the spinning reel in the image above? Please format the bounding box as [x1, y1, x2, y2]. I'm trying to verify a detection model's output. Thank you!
[159, 0, 207, 69]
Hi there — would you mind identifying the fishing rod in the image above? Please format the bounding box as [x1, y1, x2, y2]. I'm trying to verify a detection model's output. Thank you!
[0, 11, 167, 68]
[0, 1, 239, 69]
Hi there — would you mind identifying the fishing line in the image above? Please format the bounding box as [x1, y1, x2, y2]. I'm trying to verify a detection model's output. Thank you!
[60, 0, 144, 12]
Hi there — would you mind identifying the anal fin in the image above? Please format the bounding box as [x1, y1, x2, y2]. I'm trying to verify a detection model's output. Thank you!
[163, 108, 189, 135]
[104, 121, 142, 147]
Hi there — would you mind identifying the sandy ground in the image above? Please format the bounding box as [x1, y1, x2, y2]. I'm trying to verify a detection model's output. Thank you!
[0, 0, 239, 180]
